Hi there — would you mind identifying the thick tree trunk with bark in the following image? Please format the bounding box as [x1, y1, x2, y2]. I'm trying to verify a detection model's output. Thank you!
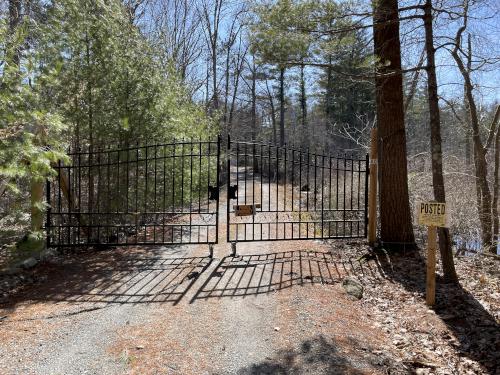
[423, 0, 458, 282]
[372, 0, 415, 248]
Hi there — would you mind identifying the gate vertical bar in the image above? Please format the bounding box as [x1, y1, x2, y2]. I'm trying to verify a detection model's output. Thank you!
[216, 135, 221, 245]
[57, 160, 62, 245]
[226, 135, 231, 243]
[321, 154, 325, 238]
[46, 179, 51, 248]
[252, 143, 256, 241]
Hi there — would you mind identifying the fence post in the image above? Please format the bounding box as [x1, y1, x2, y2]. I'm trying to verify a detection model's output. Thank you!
[31, 177, 44, 233]
[368, 128, 378, 246]
[46, 179, 51, 248]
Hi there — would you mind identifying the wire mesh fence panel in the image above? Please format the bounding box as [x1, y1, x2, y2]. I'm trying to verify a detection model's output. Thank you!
[47, 138, 220, 247]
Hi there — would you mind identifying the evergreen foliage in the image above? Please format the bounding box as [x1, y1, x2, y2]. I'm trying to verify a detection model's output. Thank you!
[1, 0, 215, 243]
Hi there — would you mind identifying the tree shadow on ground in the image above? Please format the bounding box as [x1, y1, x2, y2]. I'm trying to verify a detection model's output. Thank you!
[375, 249, 499, 373]
[190, 250, 374, 302]
[237, 334, 405, 375]
[0, 246, 212, 312]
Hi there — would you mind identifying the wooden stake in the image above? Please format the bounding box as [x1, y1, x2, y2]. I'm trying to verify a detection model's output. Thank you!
[426, 225, 437, 306]
[368, 128, 378, 246]
[30, 178, 44, 232]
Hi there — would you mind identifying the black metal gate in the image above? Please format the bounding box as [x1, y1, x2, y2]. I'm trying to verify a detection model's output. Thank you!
[46, 138, 220, 247]
[226, 139, 369, 243]
[46, 137, 368, 249]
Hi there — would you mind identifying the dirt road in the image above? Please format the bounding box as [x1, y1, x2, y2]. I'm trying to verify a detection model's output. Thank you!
[0, 175, 399, 374]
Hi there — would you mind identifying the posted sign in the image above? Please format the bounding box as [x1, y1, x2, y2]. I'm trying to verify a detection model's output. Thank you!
[234, 204, 261, 217]
[417, 201, 448, 227]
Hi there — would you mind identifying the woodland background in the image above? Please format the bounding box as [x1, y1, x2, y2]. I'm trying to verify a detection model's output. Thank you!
[1, 0, 499, 262]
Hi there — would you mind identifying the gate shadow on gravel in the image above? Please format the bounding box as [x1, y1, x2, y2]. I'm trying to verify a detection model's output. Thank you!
[375, 250, 500, 373]
[3, 247, 213, 308]
[190, 250, 376, 301]
[237, 334, 402, 374]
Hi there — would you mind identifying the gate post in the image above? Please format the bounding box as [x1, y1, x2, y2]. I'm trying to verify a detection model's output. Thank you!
[226, 135, 231, 244]
[216, 135, 221, 245]
[31, 178, 44, 233]
[368, 128, 378, 246]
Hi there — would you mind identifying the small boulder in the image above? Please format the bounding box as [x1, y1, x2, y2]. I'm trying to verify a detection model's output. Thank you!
[6, 267, 22, 276]
[40, 248, 58, 261]
[342, 278, 363, 299]
[21, 257, 38, 269]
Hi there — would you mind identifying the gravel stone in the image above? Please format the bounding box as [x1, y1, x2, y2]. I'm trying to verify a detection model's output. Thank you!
[342, 278, 364, 299]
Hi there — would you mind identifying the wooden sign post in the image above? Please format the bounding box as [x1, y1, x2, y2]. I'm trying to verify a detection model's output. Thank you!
[417, 201, 448, 307]
[426, 225, 438, 306]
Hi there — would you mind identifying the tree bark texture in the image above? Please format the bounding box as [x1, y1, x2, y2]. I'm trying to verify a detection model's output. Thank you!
[373, 0, 415, 247]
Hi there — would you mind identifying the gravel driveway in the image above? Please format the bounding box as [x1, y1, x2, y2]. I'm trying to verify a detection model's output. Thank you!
[0, 177, 400, 374]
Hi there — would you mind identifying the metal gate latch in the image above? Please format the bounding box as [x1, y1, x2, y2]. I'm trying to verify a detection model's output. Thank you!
[229, 185, 238, 199]
[208, 186, 219, 201]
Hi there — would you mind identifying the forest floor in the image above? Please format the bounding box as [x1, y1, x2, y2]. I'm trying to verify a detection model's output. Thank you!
[0, 171, 499, 374]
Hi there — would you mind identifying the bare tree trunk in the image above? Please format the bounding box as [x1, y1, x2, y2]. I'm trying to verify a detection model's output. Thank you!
[212, 50, 218, 110]
[200, 0, 222, 111]
[223, 49, 231, 130]
[463, 35, 473, 166]
[266, 79, 277, 145]
[372, 0, 415, 248]
[251, 61, 259, 172]
[228, 73, 240, 132]
[491, 106, 500, 252]
[227, 44, 247, 133]
[325, 57, 333, 122]
[222, 17, 241, 133]
[463, 102, 472, 166]
[423, 0, 458, 282]
[279, 66, 285, 146]
[404, 49, 425, 114]
[205, 56, 210, 108]
[85, 32, 94, 230]
[251, 61, 257, 142]
[450, 10, 493, 251]
[300, 64, 308, 149]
